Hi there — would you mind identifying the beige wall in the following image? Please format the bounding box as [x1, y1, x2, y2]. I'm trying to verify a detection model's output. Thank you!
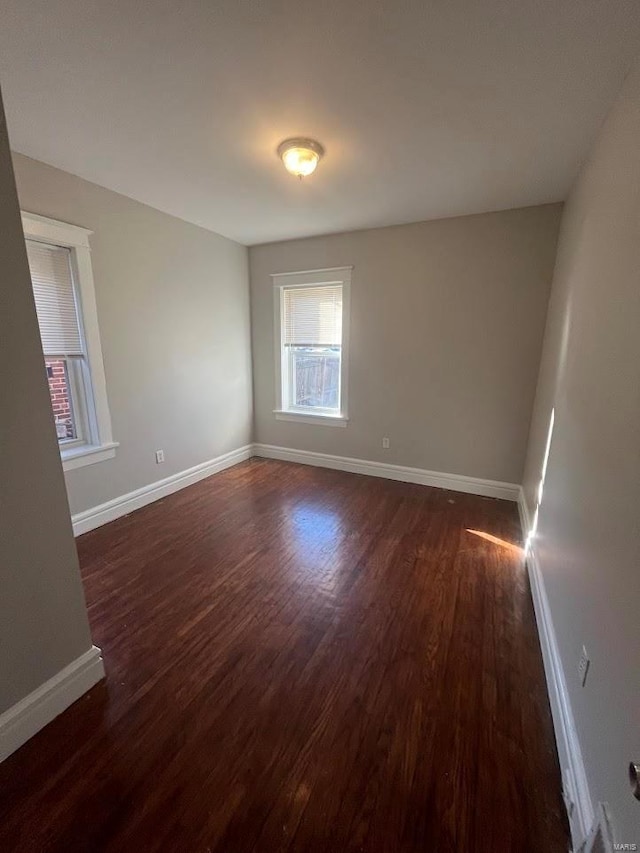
[0, 94, 94, 714]
[250, 205, 562, 484]
[522, 60, 640, 842]
[12, 153, 253, 516]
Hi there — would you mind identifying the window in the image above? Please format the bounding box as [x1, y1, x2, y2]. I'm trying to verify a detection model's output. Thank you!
[22, 212, 117, 471]
[273, 267, 351, 425]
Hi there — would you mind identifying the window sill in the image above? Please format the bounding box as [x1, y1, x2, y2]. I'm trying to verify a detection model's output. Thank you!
[61, 441, 119, 472]
[273, 410, 348, 427]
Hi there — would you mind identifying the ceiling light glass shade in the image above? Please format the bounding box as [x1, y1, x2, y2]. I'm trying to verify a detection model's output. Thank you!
[278, 138, 324, 177]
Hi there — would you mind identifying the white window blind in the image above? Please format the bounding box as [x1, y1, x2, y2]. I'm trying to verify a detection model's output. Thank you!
[283, 285, 343, 346]
[26, 239, 84, 356]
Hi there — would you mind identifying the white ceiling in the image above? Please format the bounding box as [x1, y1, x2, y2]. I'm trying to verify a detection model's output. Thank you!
[1, 1, 639, 245]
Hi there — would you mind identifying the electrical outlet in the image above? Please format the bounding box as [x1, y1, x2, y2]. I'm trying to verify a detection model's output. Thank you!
[382, 437, 390, 449]
[155, 449, 165, 464]
[578, 645, 590, 686]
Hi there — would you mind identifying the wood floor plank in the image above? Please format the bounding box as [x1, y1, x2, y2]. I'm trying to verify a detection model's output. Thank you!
[0, 459, 569, 852]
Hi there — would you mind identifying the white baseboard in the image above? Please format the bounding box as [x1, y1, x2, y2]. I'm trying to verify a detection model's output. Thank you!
[518, 490, 594, 850]
[253, 443, 520, 501]
[71, 443, 519, 536]
[72, 444, 253, 535]
[0, 645, 104, 763]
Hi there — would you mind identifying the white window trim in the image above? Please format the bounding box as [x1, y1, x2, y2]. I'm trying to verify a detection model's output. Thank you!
[273, 411, 348, 427]
[272, 266, 351, 426]
[21, 211, 118, 471]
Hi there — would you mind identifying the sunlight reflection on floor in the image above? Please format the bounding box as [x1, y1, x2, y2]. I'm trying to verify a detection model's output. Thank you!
[465, 529, 524, 557]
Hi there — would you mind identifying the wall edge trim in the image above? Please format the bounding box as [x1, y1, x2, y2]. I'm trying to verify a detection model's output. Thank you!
[0, 645, 104, 763]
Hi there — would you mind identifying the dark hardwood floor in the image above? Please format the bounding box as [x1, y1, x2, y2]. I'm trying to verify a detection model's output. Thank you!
[0, 459, 569, 852]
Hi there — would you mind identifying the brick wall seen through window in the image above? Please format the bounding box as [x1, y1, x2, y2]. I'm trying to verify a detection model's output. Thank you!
[45, 358, 77, 441]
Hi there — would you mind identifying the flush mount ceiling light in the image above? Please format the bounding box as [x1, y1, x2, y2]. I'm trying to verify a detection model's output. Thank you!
[277, 138, 324, 178]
